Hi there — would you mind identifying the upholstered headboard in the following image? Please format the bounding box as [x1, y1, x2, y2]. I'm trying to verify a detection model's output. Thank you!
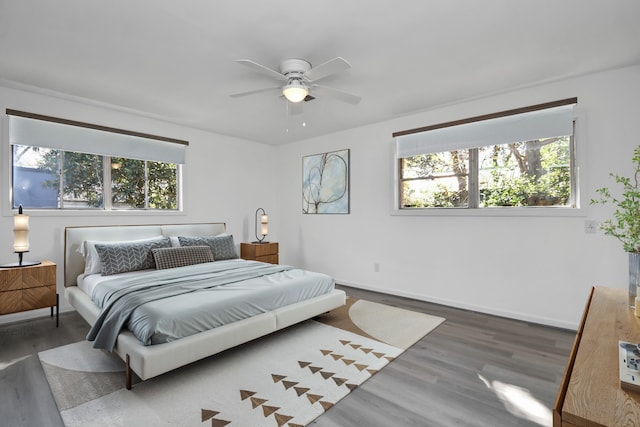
[64, 223, 227, 287]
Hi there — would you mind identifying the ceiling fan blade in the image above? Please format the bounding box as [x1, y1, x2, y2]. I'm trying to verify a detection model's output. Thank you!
[305, 57, 351, 82]
[312, 84, 361, 105]
[236, 59, 287, 81]
[230, 86, 281, 98]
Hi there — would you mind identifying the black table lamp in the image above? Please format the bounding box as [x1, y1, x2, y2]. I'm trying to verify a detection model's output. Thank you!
[253, 208, 269, 243]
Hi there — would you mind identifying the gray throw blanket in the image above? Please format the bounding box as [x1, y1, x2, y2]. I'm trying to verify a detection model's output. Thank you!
[87, 260, 292, 351]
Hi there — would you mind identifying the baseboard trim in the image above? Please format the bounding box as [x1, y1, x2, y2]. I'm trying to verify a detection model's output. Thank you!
[336, 279, 578, 331]
[0, 304, 74, 326]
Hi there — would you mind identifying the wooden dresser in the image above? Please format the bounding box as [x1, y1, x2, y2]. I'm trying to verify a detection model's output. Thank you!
[553, 286, 640, 426]
[0, 260, 58, 326]
[240, 242, 279, 264]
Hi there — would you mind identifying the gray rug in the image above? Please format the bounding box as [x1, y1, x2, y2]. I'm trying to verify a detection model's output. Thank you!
[39, 298, 444, 427]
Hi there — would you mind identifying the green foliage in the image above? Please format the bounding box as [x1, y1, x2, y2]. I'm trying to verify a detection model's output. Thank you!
[39, 149, 177, 210]
[591, 146, 640, 253]
[403, 182, 467, 207]
[110, 158, 177, 209]
[402, 151, 469, 207]
[401, 138, 571, 208]
[40, 150, 104, 207]
[111, 158, 146, 208]
[480, 140, 570, 206]
[148, 161, 178, 209]
[403, 152, 460, 179]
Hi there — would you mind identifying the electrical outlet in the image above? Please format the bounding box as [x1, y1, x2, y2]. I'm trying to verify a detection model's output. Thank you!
[585, 220, 597, 234]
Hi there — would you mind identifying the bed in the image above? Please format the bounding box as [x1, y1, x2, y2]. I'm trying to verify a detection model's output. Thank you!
[64, 223, 346, 389]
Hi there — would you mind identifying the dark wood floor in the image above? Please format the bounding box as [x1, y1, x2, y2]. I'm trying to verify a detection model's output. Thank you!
[0, 285, 575, 427]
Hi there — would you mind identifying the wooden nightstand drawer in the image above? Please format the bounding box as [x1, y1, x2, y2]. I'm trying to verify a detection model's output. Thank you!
[22, 263, 56, 288]
[0, 260, 58, 325]
[240, 242, 279, 264]
[254, 242, 278, 257]
[24, 285, 57, 309]
[0, 268, 22, 291]
[256, 254, 279, 264]
[0, 290, 22, 314]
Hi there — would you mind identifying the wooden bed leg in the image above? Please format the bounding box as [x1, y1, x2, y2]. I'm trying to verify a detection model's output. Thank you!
[125, 354, 132, 390]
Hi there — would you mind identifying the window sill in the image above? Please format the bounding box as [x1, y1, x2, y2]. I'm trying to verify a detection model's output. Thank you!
[390, 206, 586, 218]
[2, 208, 186, 218]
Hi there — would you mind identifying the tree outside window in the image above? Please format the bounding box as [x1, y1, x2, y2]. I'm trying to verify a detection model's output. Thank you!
[400, 136, 573, 209]
[12, 145, 178, 210]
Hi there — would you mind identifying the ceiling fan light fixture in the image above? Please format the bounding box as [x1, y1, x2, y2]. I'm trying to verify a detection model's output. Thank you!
[282, 81, 308, 103]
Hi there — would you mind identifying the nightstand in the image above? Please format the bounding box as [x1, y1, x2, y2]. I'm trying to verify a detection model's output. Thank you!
[240, 242, 279, 264]
[0, 260, 58, 327]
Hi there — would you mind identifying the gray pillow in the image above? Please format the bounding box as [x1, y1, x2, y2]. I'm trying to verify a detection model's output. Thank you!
[95, 237, 171, 275]
[177, 234, 238, 260]
[79, 236, 166, 276]
[151, 246, 214, 270]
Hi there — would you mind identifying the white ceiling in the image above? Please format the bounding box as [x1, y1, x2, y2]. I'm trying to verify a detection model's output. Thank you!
[1, 0, 639, 145]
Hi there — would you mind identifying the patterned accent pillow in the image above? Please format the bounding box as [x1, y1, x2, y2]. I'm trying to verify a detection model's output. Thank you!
[79, 236, 166, 276]
[151, 246, 214, 270]
[178, 234, 238, 260]
[95, 237, 171, 276]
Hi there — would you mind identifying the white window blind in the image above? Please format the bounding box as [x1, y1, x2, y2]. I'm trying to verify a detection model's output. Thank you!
[8, 112, 187, 164]
[395, 102, 576, 158]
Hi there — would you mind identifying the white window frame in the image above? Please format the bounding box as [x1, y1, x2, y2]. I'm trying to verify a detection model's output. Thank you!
[391, 98, 586, 217]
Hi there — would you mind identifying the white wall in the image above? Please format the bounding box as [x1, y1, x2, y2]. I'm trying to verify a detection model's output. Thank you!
[276, 65, 640, 330]
[0, 85, 277, 324]
[2, 65, 638, 329]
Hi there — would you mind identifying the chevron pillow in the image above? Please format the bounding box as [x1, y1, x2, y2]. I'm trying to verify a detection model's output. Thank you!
[177, 234, 238, 260]
[79, 236, 167, 276]
[152, 246, 214, 270]
[95, 237, 171, 276]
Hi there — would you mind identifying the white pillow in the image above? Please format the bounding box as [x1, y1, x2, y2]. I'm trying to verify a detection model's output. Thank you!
[78, 236, 166, 276]
[169, 236, 181, 247]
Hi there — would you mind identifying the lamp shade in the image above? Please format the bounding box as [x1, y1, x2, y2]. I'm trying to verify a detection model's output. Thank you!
[13, 206, 29, 252]
[261, 214, 269, 236]
[282, 81, 308, 103]
[254, 208, 269, 243]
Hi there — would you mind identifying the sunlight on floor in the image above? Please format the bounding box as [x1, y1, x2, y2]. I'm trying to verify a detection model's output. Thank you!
[478, 373, 552, 426]
[0, 354, 31, 371]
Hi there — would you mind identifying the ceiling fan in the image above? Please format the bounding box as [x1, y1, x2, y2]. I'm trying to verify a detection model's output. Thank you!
[230, 57, 361, 107]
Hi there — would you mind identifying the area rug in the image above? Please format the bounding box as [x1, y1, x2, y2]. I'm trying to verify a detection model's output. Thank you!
[39, 298, 445, 427]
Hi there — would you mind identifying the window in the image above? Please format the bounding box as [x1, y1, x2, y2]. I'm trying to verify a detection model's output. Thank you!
[394, 98, 577, 210]
[8, 110, 186, 211]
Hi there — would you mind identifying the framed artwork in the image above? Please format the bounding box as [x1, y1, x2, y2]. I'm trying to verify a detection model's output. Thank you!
[302, 149, 350, 214]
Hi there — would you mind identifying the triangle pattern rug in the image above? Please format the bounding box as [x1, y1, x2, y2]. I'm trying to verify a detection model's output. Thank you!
[39, 298, 445, 427]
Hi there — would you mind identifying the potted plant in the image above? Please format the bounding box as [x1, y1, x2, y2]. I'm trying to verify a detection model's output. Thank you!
[591, 145, 640, 309]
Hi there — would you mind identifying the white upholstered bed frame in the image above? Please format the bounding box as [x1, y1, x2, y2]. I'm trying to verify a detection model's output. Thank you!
[64, 223, 346, 389]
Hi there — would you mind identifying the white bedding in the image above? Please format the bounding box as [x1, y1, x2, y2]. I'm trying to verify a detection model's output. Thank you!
[65, 223, 346, 387]
[86, 260, 335, 347]
[78, 269, 154, 296]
